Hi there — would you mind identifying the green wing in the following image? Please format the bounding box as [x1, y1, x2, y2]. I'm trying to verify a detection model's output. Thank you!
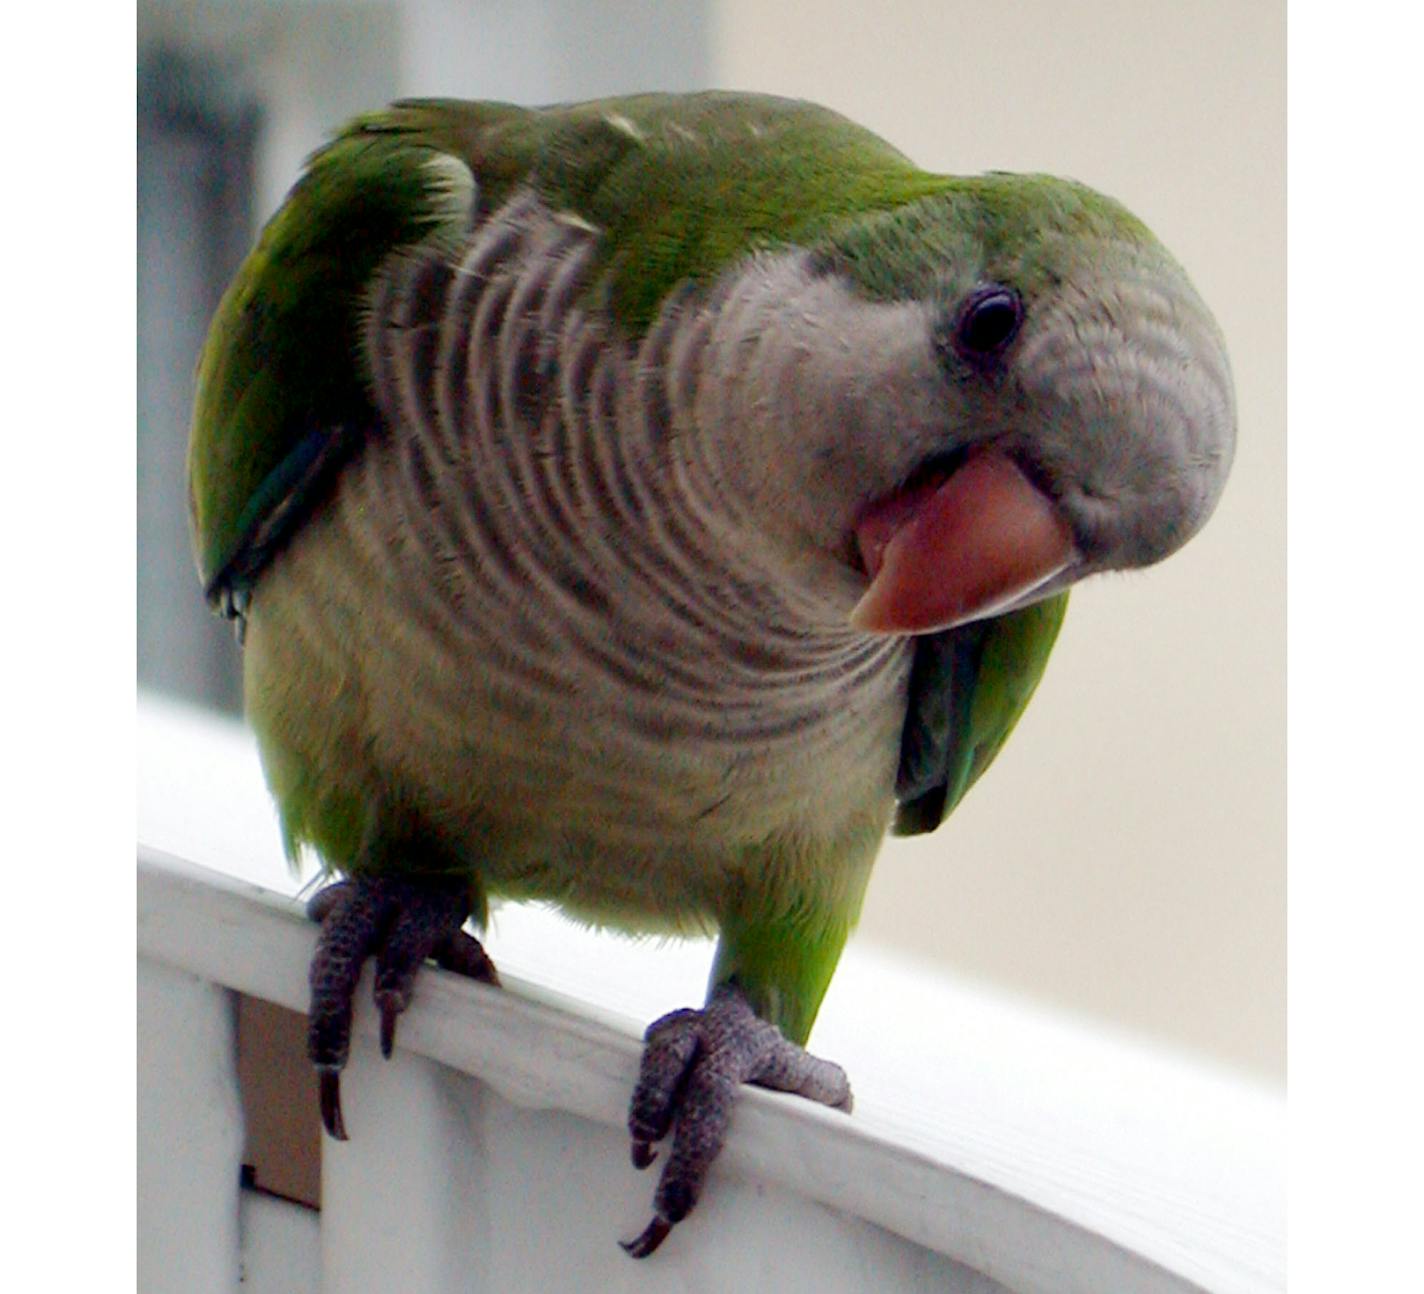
[187, 92, 954, 603]
[894, 593, 1069, 836]
[186, 110, 484, 598]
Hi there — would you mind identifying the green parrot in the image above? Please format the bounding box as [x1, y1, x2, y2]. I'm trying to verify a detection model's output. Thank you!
[187, 92, 1234, 1255]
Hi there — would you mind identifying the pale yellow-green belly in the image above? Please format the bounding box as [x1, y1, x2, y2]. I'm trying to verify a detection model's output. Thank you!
[240, 461, 905, 932]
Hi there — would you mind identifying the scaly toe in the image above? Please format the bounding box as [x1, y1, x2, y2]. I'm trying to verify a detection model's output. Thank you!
[621, 985, 852, 1257]
[304, 875, 492, 1139]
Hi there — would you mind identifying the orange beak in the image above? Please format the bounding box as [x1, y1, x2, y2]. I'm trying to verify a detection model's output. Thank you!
[850, 450, 1077, 635]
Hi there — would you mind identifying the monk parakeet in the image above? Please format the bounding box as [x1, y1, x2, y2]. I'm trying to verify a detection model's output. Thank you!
[187, 92, 1234, 1255]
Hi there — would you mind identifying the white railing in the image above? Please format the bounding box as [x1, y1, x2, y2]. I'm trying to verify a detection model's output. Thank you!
[137, 698, 1284, 1293]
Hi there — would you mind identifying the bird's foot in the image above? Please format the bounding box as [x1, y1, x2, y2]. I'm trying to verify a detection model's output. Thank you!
[621, 984, 852, 1258]
[305, 876, 498, 1140]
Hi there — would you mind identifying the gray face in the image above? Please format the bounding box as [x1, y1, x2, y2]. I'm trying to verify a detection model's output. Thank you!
[686, 226, 1235, 623]
[979, 235, 1236, 581]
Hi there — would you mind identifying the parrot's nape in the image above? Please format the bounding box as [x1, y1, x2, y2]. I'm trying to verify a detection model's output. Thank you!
[187, 92, 1235, 1256]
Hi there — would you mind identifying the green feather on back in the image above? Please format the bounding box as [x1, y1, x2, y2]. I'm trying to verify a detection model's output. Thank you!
[371, 94, 962, 323]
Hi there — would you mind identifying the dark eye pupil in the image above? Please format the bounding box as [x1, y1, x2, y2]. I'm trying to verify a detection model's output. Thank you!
[957, 287, 1022, 356]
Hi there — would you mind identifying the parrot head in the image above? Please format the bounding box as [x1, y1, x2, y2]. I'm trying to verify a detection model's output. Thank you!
[694, 173, 1236, 635]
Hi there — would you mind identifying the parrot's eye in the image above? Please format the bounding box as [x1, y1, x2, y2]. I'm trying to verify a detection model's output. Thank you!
[954, 286, 1023, 361]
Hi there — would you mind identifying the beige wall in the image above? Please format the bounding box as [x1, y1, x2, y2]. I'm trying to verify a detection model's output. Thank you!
[713, 0, 1284, 1079]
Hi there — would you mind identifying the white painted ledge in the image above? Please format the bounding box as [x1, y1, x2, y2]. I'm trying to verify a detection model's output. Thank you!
[138, 696, 1284, 1292]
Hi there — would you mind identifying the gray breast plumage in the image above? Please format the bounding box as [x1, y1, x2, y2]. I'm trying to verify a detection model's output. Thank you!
[242, 189, 908, 923]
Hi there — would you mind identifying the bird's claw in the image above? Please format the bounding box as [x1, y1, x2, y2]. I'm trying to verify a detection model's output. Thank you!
[619, 1215, 673, 1259]
[621, 984, 852, 1257]
[305, 875, 495, 1139]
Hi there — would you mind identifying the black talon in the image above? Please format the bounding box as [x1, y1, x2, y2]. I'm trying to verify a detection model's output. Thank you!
[318, 1067, 347, 1141]
[378, 995, 400, 1059]
[631, 1140, 656, 1170]
[620, 1216, 672, 1259]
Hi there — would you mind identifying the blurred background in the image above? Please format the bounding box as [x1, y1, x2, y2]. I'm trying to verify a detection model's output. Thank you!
[137, 0, 1283, 1082]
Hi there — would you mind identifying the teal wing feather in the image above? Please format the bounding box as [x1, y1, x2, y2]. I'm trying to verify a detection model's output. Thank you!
[894, 593, 1070, 836]
[187, 93, 955, 602]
